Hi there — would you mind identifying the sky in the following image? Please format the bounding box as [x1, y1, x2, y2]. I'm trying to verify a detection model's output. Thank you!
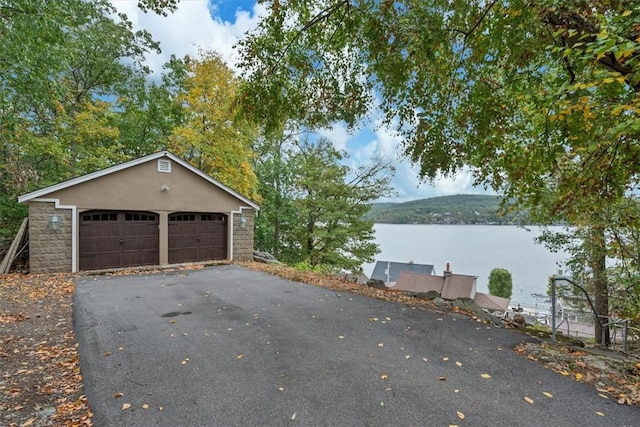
[110, 0, 491, 202]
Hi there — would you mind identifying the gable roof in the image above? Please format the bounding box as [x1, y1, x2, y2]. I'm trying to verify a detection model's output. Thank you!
[396, 271, 444, 293]
[371, 260, 435, 283]
[474, 292, 510, 312]
[441, 274, 477, 300]
[395, 270, 510, 312]
[18, 151, 259, 210]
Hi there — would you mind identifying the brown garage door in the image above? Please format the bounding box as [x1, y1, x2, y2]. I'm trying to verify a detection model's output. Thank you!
[79, 211, 159, 270]
[168, 213, 227, 264]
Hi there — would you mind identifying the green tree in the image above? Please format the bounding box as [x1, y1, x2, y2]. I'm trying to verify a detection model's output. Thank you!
[488, 268, 513, 299]
[237, 0, 640, 345]
[168, 51, 260, 200]
[1, 0, 159, 236]
[253, 132, 298, 258]
[255, 136, 394, 272]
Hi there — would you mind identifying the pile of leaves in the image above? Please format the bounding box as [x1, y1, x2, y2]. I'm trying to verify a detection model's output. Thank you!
[0, 273, 92, 426]
[516, 342, 640, 406]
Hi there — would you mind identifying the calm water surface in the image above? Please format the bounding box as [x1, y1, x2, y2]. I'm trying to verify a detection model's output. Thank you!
[363, 224, 568, 308]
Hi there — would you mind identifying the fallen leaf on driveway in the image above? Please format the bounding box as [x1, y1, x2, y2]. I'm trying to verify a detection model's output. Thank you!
[237, 354, 245, 359]
[122, 403, 131, 410]
[21, 418, 36, 426]
[142, 403, 149, 410]
[524, 396, 534, 404]
[113, 392, 123, 398]
[378, 342, 384, 347]
[443, 357, 449, 361]
[542, 392, 553, 398]
[596, 411, 605, 416]
[457, 411, 465, 419]
[181, 358, 190, 365]
[481, 373, 491, 379]
[381, 374, 388, 381]
[291, 412, 296, 420]
[455, 361, 462, 367]
[422, 358, 428, 362]
[439, 377, 447, 381]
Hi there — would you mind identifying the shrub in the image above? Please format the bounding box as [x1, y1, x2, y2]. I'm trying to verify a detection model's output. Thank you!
[488, 268, 513, 298]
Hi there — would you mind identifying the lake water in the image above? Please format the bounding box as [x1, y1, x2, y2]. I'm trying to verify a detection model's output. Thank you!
[362, 224, 568, 308]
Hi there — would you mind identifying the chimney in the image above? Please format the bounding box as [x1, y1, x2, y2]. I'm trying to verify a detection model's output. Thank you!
[444, 262, 452, 277]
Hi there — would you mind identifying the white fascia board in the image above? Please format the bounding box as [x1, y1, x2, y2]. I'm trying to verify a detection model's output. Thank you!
[163, 152, 260, 211]
[18, 151, 260, 210]
[18, 152, 168, 203]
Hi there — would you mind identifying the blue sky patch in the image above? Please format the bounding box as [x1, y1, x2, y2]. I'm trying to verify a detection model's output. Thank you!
[210, 0, 256, 22]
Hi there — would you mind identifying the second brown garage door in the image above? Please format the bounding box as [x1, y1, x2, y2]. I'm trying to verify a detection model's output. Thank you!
[168, 213, 227, 264]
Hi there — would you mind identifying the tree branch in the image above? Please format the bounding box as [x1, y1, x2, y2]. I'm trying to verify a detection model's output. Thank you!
[542, 9, 640, 91]
[269, 0, 351, 74]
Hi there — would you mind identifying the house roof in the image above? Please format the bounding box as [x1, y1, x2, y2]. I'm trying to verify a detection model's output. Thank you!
[394, 270, 478, 299]
[394, 268, 511, 312]
[396, 271, 444, 294]
[371, 260, 435, 283]
[18, 151, 259, 210]
[474, 292, 510, 312]
[440, 274, 477, 300]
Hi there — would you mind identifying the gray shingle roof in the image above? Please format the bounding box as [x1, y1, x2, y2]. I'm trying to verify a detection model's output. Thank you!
[371, 261, 435, 283]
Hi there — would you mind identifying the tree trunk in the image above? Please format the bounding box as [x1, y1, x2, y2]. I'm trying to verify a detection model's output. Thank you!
[590, 225, 610, 347]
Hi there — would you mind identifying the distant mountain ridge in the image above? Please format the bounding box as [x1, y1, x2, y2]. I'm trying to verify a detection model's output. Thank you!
[365, 194, 523, 225]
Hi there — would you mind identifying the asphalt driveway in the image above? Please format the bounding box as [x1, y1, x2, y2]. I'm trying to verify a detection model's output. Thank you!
[73, 265, 638, 426]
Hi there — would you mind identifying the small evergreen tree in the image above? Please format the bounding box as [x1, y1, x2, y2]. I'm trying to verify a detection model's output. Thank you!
[488, 268, 513, 299]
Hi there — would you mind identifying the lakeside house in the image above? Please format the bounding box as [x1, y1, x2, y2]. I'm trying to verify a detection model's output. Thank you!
[375, 261, 510, 313]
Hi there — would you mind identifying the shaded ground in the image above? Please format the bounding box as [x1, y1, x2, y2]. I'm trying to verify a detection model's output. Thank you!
[1, 274, 91, 426]
[1, 261, 638, 426]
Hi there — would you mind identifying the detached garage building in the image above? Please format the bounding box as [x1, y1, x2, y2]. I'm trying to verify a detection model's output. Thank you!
[18, 151, 259, 273]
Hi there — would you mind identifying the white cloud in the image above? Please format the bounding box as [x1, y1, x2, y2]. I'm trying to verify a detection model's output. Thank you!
[111, 0, 266, 74]
[318, 125, 351, 152]
[318, 119, 491, 202]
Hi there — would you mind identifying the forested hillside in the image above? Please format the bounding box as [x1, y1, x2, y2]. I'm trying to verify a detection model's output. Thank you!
[365, 195, 524, 224]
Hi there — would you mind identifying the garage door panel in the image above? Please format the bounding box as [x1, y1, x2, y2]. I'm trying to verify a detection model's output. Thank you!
[79, 211, 158, 270]
[168, 213, 227, 264]
[79, 253, 121, 270]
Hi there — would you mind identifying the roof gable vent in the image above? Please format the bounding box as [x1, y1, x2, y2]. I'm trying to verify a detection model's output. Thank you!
[158, 159, 171, 173]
